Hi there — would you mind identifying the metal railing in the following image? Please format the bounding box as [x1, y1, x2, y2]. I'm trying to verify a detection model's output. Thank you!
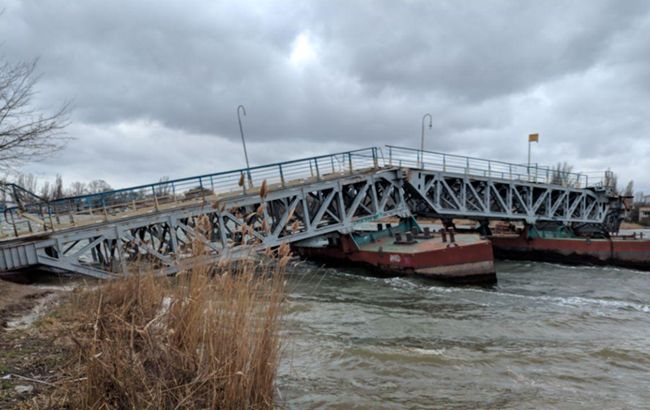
[2, 147, 381, 238]
[386, 145, 603, 188]
[0, 144, 612, 239]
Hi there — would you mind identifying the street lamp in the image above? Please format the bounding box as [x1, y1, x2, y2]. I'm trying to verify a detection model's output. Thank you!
[419, 113, 432, 167]
[237, 104, 252, 186]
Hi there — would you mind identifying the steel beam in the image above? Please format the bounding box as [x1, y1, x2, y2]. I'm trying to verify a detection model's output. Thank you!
[0, 169, 407, 278]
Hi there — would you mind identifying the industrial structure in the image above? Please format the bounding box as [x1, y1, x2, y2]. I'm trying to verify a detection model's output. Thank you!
[0, 146, 623, 279]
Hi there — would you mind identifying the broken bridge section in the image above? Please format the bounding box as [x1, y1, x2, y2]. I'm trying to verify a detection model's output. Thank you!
[0, 148, 408, 278]
[0, 146, 623, 278]
[388, 145, 622, 232]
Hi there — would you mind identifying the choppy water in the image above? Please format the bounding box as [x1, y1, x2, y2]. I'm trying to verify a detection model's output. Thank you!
[278, 261, 650, 409]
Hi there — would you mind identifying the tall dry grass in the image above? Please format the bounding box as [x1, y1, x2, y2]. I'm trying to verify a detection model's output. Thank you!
[51, 233, 289, 409]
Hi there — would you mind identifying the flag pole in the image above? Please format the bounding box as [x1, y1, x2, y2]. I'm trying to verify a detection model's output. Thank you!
[527, 133, 538, 179]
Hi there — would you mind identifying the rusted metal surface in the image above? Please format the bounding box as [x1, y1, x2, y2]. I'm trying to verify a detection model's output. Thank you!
[294, 230, 496, 283]
[491, 232, 650, 270]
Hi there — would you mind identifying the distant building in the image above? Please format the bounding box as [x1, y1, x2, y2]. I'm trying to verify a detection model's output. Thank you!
[639, 206, 650, 225]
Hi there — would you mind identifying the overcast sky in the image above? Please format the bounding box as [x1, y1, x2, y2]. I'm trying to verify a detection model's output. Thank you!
[2, 0, 650, 193]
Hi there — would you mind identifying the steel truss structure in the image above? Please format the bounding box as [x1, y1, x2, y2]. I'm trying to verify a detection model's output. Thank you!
[0, 169, 407, 278]
[0, 146, 622, 278]
[405, 169, 610, 225]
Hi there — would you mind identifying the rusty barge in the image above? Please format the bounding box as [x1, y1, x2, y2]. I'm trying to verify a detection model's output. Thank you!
[293, 219, 496, 283]
[490, 225, 650, 270]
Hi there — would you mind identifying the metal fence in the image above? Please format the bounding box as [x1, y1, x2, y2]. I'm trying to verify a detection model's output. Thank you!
[386, 145, 603, 188]
[1, 144, 612, 238]
[3, 147, 380, 237]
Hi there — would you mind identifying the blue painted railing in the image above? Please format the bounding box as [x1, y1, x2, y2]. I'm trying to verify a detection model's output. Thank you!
[3, 147, 380, 236]
[386, 145, 604, 188]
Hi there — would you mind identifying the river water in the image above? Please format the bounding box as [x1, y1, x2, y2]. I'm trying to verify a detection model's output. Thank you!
[278, 260, 650, 409]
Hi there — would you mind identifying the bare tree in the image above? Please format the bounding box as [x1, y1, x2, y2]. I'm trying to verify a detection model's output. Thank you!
[52, 174, 64, 199]
[156, 176, 172, 196]
[87, 179, 112, 194]
[16, 172, 38, 193]
[39, 180, 51, 200]
[68, 181, 87, 196]
[0, 58, 69, 171]
[550, 162, 574, 187]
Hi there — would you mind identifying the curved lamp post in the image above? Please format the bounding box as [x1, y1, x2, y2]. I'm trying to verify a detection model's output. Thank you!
[237, 104, 253, 186]
[419, 113, 432, 167]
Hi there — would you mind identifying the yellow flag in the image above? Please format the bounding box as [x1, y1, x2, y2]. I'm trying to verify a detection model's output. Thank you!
[528, 133, 539, 142]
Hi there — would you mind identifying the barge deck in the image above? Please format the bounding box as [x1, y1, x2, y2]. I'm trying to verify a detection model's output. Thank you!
[293, 219, 496, 283]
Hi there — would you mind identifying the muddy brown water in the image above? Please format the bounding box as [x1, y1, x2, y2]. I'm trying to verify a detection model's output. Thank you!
[4, 244, 650, 408]
[278, 260, 650, 409]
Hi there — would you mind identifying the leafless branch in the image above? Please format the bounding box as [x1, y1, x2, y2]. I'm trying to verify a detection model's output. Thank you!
[0, 57, 70, 172]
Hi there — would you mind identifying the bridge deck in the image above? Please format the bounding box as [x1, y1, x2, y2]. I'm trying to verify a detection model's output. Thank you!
[1, 166, 377, 243]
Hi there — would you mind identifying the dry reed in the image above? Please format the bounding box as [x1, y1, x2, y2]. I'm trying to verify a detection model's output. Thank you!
[47, 225, 288, 409]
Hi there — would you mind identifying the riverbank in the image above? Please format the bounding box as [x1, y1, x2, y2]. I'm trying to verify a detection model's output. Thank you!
[0, 249, 287, 408]
[0, 278, 73, 408]
[4, 255, 650, 408]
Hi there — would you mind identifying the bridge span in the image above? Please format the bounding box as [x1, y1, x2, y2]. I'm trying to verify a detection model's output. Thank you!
[0, 146, 622, 278]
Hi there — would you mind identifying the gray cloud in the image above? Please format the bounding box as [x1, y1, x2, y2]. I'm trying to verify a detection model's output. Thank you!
[2, 0, 650, 193]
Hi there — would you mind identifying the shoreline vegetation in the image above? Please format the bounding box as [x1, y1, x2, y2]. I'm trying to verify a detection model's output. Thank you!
[0, 219, 289, 409]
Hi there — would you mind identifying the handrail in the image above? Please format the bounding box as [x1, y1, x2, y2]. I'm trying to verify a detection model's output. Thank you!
[386, 145, 603, 188]
[2, 147, 382, 237]
[0, 182, 48, 206]
[1, 144, 613, 239]
[388, 145, 558, 172]
[44, 147, 379, 206]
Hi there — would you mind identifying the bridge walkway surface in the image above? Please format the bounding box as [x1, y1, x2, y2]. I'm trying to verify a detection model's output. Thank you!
[0, 146, 621, 279]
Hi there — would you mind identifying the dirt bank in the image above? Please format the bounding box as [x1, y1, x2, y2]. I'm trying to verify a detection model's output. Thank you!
[0, 277, 75, 408]
[0, 281, 56, 328]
